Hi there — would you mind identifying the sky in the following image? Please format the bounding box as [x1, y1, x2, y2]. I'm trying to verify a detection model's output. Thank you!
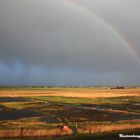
[0, 0, 140, 86]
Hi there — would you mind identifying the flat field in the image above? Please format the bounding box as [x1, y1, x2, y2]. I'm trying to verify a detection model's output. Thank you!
[0, 87, 140, 139]
[0, 87, 140, 98]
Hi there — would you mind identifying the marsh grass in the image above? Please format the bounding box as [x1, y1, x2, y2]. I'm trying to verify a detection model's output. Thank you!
[77, 123, 140, 134]
[55, 128, 140, 140]
[31, 95, 140, 105]
[0, 101, 44, 110]
[0, 128, 72, 138]
[0, 122, 139, 138]
[0, 88, 139, 138]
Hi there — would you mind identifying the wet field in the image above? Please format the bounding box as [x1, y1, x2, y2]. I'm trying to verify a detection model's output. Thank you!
[0, 95, 140, 139]
[0, 97, 30, 102]
[0, 97, 59, 123]
[0, 106, 44, 121]
[0, 97, 140, 122]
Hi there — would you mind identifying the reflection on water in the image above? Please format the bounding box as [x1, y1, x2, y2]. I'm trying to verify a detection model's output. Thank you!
[0, 108, 45, 120]
[0, 105, 4, 111]
[40, 116, 59, 123]
[0, 97, 30, 102]
[0, 97, 45, 121]
[0, 97, 59, 123]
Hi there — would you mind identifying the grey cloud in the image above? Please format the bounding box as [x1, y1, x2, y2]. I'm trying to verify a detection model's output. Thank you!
[0, 0, 140, 86]
[75, 0, 140, 52]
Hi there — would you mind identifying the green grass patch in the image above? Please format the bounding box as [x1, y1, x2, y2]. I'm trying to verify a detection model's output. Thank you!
[30, 96, 140, 105]
[0, 101, 44, 110]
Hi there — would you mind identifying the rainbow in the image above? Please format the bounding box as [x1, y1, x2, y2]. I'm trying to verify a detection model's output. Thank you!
[64, 0, 140, 63]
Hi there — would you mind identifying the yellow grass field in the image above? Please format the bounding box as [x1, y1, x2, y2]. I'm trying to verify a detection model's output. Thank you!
[0, 88, 140, 98]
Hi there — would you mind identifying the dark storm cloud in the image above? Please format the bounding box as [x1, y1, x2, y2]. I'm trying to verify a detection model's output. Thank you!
[0, 0, 140, 86]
